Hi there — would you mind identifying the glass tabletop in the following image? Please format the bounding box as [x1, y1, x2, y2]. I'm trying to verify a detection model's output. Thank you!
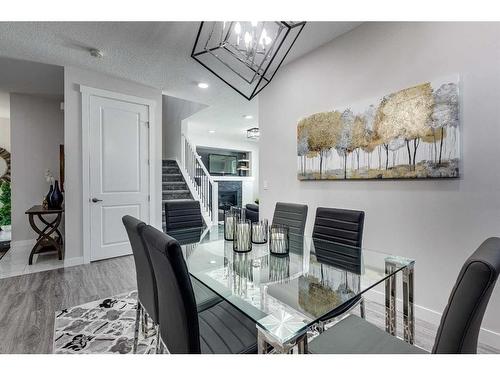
[167, 225, 414, 345]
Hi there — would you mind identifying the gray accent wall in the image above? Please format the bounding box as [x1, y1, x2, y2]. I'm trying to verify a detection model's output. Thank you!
[10, 94, 64, 242]
[162, 95, 207, 160]
[259, 22, 500, 344]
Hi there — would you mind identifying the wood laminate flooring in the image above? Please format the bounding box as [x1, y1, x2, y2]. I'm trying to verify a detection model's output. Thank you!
[0, 255, 498, 354]
[0, 256, 136, 353]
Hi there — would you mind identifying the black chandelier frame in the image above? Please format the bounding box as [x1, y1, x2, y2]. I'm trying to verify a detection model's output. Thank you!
[191, 21, 306, 101]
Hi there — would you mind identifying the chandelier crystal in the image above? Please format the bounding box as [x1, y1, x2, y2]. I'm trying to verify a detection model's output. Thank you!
[192, 21, 306, 100]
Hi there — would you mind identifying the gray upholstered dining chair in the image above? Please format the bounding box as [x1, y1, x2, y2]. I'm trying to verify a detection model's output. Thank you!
[141, 224, 258, 354]
[309, 237, 500, 354]
[312, 207, 366, 321]
[122, 215, 222, 353]
[272, 202, 308, 236]
[272, 202, 308, 251]
[164, 199, 204, 232]
[122, 215, 159, 353]
[312, 207, 365, 247]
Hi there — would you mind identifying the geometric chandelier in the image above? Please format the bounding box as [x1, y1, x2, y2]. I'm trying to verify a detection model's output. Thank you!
[191, 21, 306, 101]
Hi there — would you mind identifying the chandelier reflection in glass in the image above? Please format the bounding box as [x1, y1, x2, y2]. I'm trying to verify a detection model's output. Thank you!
[192, 21, 306, 100]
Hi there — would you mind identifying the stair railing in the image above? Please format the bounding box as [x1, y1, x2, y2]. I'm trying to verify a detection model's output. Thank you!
[181, 134, 218, 224]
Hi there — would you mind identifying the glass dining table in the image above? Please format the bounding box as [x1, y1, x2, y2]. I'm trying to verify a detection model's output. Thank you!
[167, 225, 415, 354]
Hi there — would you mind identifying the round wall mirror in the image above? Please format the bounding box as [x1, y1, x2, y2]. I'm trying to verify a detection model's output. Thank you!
[0, 148, 11, 183]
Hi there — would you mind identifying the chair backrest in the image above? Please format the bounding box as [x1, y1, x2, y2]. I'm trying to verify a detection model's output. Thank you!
[245, 203, 259, 223]
[141, 224, 201, 354]
[164, 199, 203, 231]
[272, 202, 308, 238]
[432, 237, 500, 354]
[312, 207, 365, 248]
[167, 227, 203, 246]
[122, 215, 158, 324]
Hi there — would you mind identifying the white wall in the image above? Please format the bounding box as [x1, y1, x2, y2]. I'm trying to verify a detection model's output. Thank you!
[10, 94, 64, 242]
[0, 91, 10, 151]
[64, 66, 162, 261]
[0, 117, 10, 151]
[259, 22, 500, 344]
[162, 95, 207, 161]
[187, 127, 260, 203]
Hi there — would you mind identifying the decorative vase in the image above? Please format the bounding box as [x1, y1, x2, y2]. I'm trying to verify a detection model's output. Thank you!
[45, 185, 53, 209]
[50, 180, 64, 209]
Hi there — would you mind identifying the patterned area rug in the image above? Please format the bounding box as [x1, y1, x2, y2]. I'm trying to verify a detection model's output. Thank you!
[54, 291, 157, 354]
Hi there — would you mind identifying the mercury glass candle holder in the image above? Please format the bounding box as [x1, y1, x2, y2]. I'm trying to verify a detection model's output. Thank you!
[251, 219, 268, 244]
[269, 224, 289, 256]
[230, 206, 246, 220]
[233, 219, 252, 253]
[224, 210, 237, 241]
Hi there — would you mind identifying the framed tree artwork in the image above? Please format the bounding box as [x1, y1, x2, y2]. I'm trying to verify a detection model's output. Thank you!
[297, 76, 460, 180]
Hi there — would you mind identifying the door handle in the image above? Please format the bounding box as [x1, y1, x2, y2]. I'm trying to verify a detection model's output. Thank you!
[91, 198, 103, 203]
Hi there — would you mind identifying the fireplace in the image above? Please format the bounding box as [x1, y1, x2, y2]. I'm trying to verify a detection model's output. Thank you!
[219, 190, 237, 211]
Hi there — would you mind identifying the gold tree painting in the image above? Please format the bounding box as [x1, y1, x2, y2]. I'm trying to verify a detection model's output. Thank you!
[297, 78, 460, 180]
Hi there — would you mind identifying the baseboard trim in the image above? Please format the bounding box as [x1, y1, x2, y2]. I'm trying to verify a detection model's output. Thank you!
[10, 239, 36, 248]
[364, 289, 500, 350]
[63, 257, 84, 268]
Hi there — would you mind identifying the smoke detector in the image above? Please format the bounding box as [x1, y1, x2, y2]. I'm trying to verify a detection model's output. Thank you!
[89, 48, 104, 58]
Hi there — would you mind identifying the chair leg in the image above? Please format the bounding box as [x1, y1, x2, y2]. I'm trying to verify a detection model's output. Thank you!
[360, 298, 366, 319]
[155, 327, 161, 354]
[133, 302, 142, 354]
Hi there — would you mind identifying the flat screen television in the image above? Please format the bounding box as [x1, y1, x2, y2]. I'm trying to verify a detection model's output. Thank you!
[208, 154, 237, 175]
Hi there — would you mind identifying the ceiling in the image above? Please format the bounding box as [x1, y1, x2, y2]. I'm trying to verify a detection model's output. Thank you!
[0, 21, 361, 135]
[0, 56, 64, 97]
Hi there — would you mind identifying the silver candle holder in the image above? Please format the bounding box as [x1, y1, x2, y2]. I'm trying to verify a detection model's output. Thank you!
[233, 218, 252, 253]
[224, 211, 236, 241]
[269, 224, 289, 256]
[224, 207, 246, 241]
[251, 219, 268, 244]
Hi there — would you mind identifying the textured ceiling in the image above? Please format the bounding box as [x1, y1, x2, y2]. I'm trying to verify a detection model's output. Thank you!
[0, 56, 64, 96]
[0, 21, 361, 134]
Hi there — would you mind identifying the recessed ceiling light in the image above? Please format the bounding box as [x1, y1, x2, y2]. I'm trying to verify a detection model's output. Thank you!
[198, 82, 209, 89]
[243, 115, 253, 119]
[208, 130, 216, 134]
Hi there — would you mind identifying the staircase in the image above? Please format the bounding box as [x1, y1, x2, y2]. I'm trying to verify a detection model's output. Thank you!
[162, 160, 193, 230]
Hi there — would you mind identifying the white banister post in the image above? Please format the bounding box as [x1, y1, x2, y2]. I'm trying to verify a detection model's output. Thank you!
[211, 181, 219, 226]
[181, 134, 186, 170]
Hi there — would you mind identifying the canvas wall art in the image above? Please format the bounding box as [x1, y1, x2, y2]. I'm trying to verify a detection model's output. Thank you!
[297, 77, 460, 180]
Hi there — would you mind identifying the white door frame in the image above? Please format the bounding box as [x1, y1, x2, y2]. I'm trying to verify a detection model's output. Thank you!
[80, 85, 157, 263]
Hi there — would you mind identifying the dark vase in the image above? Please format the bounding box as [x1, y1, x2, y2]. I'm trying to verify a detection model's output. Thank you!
[46, 185, 54, 209]
[50, 180, 64, 209]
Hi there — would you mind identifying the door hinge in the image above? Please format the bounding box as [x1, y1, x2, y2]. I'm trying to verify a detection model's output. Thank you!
[145, 121, 150, 128]
[147, 159, 150, 165]
[148, 195, 151, 202]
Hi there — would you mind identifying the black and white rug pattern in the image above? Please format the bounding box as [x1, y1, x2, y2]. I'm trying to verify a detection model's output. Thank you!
[54, 291, 157, 354]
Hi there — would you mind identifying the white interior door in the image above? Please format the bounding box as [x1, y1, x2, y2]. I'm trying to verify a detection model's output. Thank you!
[89, 95, 150, 261]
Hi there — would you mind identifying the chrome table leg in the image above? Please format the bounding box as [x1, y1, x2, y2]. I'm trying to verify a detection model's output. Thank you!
[257, 326, 308, 354]
[257, 330, 271, 354]
[402, 263, 415, 344]
[296, 333, 308, 354]
[385, 260, 397, 336]
[155, 327, 161, 354]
